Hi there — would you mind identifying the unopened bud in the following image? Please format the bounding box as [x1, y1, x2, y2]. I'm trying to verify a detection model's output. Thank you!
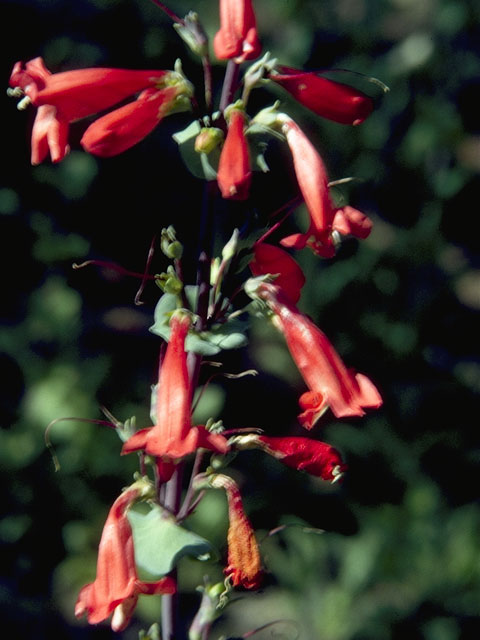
[155, 266, 183, 295]
[206, 581, 225, 599]
[174, 12, 209, 57]
[251, 103, 282, 131]
[167, 240, 183, 260]
[194, 127, 224, 154]
[210, 257, 221, 286]
[161, 226, 183, 259]
[221, 228, 239, 262]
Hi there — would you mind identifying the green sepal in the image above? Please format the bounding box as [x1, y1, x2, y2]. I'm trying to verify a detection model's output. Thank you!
[128, 504, 216, 577]
[173, 121, 221, 180]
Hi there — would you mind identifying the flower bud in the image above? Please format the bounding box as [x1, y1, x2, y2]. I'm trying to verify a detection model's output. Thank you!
[194, 127, 224, 154]
[161, 226, 183, 259]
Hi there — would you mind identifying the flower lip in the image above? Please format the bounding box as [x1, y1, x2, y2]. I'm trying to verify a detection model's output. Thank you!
[249, 243, 305, 304]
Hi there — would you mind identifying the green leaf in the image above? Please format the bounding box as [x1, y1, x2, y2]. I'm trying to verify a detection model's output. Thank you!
[150, 289, 249, 355]
[128, 504, 216, 577]
[149, 292, 178, 341]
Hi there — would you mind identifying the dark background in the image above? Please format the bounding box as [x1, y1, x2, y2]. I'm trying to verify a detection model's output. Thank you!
[1, 0, 480, 638]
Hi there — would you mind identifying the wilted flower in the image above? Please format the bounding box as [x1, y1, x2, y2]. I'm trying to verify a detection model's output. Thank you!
[75, 487, 176, 631]
[210, 474, 263, 589]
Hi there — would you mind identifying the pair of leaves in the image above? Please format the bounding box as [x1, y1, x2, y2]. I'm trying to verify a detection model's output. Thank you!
[128, 504, 216, 577]
[150, 286, 248, 356]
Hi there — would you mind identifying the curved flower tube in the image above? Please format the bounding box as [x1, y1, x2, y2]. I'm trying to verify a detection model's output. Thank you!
[81, 86, 182, 157]
[258, 282, 382, 427]
[249, 243, 305, 304]
[122, 313, 229, 471]
[214, 0, 261, 63]
[270, 66, 374, 125]
[75, 487, 176, 631]
[278, 115, 373, 257]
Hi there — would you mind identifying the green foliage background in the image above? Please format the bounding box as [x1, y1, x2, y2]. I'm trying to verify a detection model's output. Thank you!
[1, 0, 480, 638]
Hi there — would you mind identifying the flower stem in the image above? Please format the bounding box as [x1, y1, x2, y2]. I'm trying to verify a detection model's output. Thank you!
[220, 60, 240, 113]
[148, 0, 185, 25]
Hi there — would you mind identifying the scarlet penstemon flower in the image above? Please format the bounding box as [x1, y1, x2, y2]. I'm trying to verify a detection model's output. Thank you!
[80, 85, 188, 157]
[209, 474, 263, 589]
[121, 311, 229, 471]
[214, 0, 261, 63]
[269, 65, 374, 125]
[75, 484, 176, 631]
[216, 104, 251, 200]
[270, 113, 373, 257]
[10, 1, 389, 637]
[231, 434, 347, 483]
[8, 57, 192, 161]
[275, 114, 336, 257]
[253, 282, 382, 428]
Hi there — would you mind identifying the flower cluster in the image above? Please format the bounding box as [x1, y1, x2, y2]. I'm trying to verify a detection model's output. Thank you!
[8, 58, 192, 163]
[11, 0, 385, 636]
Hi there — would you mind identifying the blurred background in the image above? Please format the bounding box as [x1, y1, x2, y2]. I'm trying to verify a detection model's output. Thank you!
[1, 0, 480, 638]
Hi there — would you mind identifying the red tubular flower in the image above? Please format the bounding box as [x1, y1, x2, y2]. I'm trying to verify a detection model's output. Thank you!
[122, 313, 228, 469]
[278, 116, 336, 257]
[9, 57, 190, 161]
[210, 474, 263, 589]
[81, 86, 180, 157]
[270, 66, 374, 125]
[249, 243, 305, 304]
[278, 116, 373, 257]
[217, 107, 251, 200]
[214, 0, 261, 63]
[259, 283, 382, 428]
[75, 488, 176, 631]
[233, 434, 347, 483]
[9, 58, 168, 121]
